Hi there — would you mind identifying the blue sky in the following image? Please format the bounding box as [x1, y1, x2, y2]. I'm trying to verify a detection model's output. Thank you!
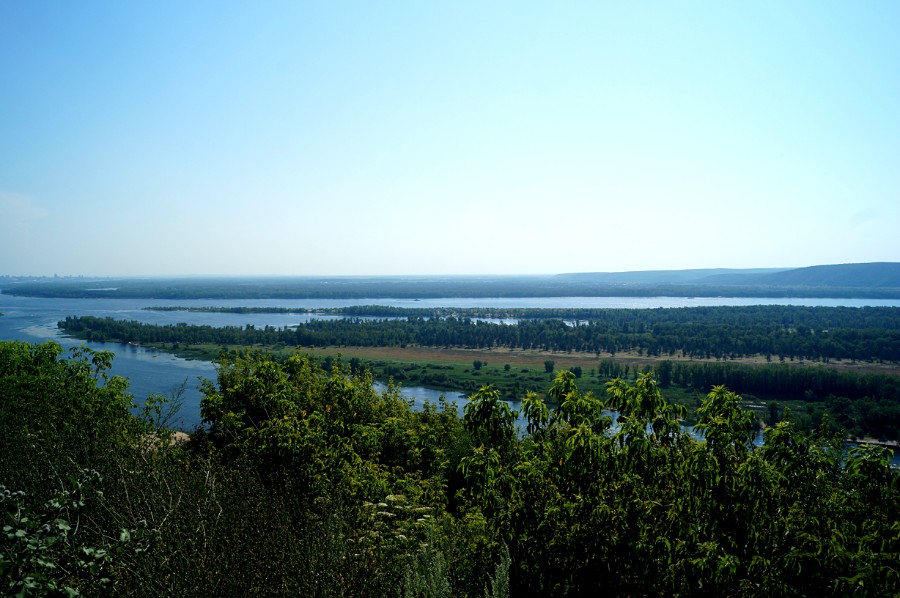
[1, 1, 898, 276]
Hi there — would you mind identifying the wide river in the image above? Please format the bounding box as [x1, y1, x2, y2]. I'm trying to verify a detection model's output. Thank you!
[2, 292, 898, 431]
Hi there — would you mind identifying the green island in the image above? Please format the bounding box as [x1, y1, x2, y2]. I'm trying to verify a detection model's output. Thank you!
[1, 339, 898, 595]
[60, 304, 900, 440]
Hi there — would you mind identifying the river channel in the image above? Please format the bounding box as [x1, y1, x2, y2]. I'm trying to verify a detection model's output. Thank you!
[2, 292, 898, 433]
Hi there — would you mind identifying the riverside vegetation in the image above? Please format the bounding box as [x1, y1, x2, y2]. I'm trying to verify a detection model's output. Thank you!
[60, 305, 900, 441]
[1, 340, 899, 596]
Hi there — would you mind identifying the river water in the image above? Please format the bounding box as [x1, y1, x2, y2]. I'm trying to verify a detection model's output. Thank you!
[2, 291, 898, 432]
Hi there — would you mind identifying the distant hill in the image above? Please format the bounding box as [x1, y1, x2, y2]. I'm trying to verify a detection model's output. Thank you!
[555, 268, 790, 285]
[754, 262, 900, 288]
[559, 263, 900, 289]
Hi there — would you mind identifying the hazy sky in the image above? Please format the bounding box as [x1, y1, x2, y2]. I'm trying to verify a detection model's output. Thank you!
[1, 2, 898, 276]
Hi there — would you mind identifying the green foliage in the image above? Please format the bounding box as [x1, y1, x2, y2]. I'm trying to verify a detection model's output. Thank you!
[483, 545, 510, 598]
[59, 306, 900, 440]
[0, 341, 138, 453]
[62, 304, 900, 363]
[694, 385, 757, 460]
[403, 530, 451, 598]
[607, 373, 686, 446]
[463, 386, 517, 450]
[0, 471, 141, 597]
[2, 341, 899, 596]
[520, 391, 549, 436]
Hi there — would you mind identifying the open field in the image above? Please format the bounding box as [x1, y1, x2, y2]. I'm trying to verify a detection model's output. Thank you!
[126, 340, 900, 433]
[154, 341, 900, 388]
[295, 344, 900, 375]
[163, 340, 898, 371]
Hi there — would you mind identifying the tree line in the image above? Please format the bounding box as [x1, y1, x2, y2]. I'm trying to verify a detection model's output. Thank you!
[7, 275, 900, 299]
[61, 305, 900, 363]
[59, 312, 900, 440]
[146, 303, 900, 329]
[2, 341, 898, 595]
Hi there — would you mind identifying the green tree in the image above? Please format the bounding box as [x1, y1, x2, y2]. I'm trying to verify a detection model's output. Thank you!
[463, 385, 517, 451]
[694, 385, 756, 462]
[606, 373, 685, 447]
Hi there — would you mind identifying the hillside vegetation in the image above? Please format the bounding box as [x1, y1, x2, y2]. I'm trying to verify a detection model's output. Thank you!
[562, 262, 900, 288]
[1, 340, 899, 596]
[756, 263, 900, 288]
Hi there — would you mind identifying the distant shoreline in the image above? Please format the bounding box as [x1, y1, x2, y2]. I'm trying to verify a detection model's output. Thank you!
[6, 286, 900, 300]
[3, 263, 900, 300]
[847, 437, 899, 450]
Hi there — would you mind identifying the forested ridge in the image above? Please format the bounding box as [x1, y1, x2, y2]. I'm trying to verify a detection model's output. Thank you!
[1, 341, 898, 596]
[6, 267, 900, 300]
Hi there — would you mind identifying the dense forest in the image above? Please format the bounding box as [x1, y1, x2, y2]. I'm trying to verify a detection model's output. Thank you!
[58, 306, 900, 441]
[1, 341, 898, 596]
[63, 305, 900, 362]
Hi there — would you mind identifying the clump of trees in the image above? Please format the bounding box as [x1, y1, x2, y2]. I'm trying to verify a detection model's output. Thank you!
[61, 304, 900, 363]
[2, 341, 899, 596]
[59, 312, 900, 440]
